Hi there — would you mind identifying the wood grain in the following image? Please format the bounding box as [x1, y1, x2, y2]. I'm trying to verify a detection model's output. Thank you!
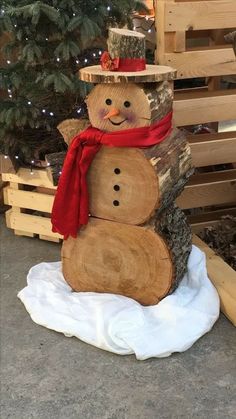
[79, 65, 177, 84]
[177, 169, 236, 209]
[188, 131, 236, 167]
[4, 186, 54, 213]
[174, 89, 236, 126]
[193, 235, 236, 326]
[2, 168, 56, 188]
[86, 81, 173, 132]
[86, 129, 191, 224]
[62, 204, 192, 306]
[5, 209, 62, 240]
[164, 47, 236, 78]
[165, 1, 236, 31]
[62, 218, 173, 306]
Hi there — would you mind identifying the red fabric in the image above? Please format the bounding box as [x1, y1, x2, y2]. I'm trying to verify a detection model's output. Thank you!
[118, 58, 146, 72]
[51, 111, 173, 239]
[100, 51, 146, 72]
[100, 51, 120, 71]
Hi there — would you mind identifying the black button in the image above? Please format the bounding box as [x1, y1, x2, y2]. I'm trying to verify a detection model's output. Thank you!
[114, 168, 121, 174]
[113, 185, 120, 191]
[113, 200, 119, 206]
[106, 98, 112, 105]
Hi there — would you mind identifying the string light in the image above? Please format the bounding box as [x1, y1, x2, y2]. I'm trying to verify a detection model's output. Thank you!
[76, 59, 79, 64]
[93, 53, 96, 57]
[15, 155, 19, 159]
[28, 101, 32, 105]
[73, 13, 76, 16]
[56, 57, 60, 62]
[77, 108, 82, 114]
[4, 155, 8, 159]
[49, 112, 54, 116]
[42, 109, 46, 113]
[99, 51, 102, 56]
[31, 160, 35, 164]
[107, 6, 111, 11]
[84, 58, 88, 63]
[7, 60, 11, 65]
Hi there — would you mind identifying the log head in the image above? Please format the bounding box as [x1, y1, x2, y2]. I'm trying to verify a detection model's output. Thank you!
[62, 218, 173, 306]
[86, 82, 173, 132]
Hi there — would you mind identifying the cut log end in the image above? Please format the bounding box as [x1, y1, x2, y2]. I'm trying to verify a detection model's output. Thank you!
[62, 218, 173, 305]
[62, 205, 191, 306]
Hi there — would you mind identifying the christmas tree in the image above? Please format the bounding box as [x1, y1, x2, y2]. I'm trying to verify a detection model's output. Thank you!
[0, 1, 146, 169]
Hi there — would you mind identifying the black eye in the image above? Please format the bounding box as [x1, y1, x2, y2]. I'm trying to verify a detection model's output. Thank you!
[124, 101, 131, 108]
[106, 98, 112, 105]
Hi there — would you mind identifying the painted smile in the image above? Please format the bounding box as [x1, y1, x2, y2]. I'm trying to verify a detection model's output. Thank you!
[108, 118, 127, 126]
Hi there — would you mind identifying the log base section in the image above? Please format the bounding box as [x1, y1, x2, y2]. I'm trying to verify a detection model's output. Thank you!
[62, 206, 191, 306]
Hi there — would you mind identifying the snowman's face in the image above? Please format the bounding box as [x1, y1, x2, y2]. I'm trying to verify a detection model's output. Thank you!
[86, 83, 153, 132]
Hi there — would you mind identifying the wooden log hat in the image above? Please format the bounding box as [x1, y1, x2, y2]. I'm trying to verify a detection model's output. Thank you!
[79, 28, 176, 83]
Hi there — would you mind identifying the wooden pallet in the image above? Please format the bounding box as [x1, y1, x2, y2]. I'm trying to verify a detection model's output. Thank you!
[2, 168, 62, 242]
[155, 0, 236, 227]
[155, 0, 236, 78]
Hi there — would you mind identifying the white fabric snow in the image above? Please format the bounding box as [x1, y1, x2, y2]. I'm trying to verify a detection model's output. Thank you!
[18, 245, 220, 360]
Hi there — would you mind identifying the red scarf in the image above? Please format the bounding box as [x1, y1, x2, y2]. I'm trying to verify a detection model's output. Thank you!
[51, 111, 173, 239]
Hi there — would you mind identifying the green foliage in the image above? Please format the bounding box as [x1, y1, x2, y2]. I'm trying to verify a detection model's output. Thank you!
[0, 0, 144, 167]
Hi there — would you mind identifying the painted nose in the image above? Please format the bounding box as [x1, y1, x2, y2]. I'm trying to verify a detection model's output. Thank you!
[103, 108, 120, 120]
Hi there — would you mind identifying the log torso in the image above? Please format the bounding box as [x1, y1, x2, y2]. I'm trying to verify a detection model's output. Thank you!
[47, 127, 192, 224]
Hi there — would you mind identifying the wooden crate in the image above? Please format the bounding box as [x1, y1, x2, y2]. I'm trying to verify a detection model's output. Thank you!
[155, 0, 236, 226]
[155, 0, 236, 78]
[2, 168, 62, 242]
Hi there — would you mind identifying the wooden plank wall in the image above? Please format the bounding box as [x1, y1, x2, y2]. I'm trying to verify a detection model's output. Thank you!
[155, 0, 236, 228]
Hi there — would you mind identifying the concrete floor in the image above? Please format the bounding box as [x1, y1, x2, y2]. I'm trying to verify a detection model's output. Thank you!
[0, 215, 236, 419]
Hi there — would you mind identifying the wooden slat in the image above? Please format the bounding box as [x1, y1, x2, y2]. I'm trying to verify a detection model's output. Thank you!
[5, 209, 62, 239]
[165, 1, 236, 31]
[193, 235, 236, 326]
[39, 234, 60, 243]
[4, 186, 54, 213]
[189, 207, 236, 233]
[164, 47, 236, 78]
[2, 168, 55, 189]
[174, 90, 236, 126]
[177, 169, 236, 209]
[188, 131, 236, 167]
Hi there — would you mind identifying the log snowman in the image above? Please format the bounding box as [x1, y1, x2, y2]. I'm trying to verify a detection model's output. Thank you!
[49, 28, 193, 306]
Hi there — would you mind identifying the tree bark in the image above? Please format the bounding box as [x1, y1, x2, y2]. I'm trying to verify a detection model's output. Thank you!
[108, 28, 146, 59]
